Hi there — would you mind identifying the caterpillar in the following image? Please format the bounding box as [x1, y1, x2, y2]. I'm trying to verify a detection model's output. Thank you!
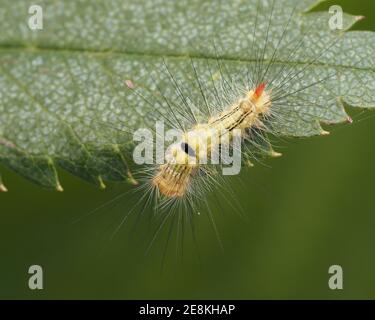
[83, 0, 363, 254]
[152, 83, 271, 198]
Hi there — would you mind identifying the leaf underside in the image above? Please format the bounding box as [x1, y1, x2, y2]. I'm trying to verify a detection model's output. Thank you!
[0, 0, 374, 190]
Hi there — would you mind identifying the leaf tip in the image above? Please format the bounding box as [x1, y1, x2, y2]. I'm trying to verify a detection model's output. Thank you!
[99, 177, 106, 190]
[270, 151, 283, 158]
[127, 171, 139, 186]
[245, 160, 254, 168]
[321, 130, 330, 136]
[355, 15, 366, 21]
[347, 116, 353, 124]
[0, 183, 8, 192]
[56, 184, 64, 192]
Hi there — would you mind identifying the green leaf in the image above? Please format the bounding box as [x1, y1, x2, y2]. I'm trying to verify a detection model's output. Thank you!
[0, 0, 374, 189]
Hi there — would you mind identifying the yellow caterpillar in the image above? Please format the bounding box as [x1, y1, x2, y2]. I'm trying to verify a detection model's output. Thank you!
[152, 83, 271, 197]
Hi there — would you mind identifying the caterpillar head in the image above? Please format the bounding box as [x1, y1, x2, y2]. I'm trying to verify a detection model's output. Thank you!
[152, 139, 199, 198]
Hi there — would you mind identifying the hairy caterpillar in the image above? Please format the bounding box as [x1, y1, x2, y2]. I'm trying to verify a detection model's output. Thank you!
[81, 0, 367, 254]
[152, 83, 271, 198]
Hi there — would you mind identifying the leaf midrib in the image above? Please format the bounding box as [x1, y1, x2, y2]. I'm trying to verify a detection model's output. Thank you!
[0, 43, 372, 73]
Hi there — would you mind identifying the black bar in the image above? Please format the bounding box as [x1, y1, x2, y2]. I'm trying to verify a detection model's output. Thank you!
[0, 300, 372, 317]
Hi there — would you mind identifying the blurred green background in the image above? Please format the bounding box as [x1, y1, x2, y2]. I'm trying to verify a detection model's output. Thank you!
[1, 0, 375, 299]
